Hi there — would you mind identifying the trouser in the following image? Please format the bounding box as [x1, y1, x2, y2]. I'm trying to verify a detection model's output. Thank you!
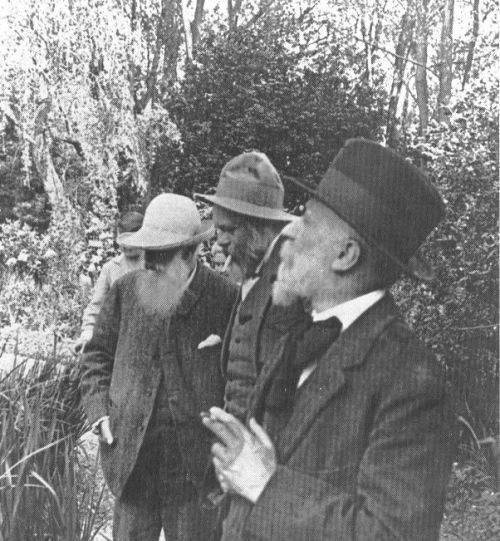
[113, 426, 218, 541]
[113, 483, 214, 541]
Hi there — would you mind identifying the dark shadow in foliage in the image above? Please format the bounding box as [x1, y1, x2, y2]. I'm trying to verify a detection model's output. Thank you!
[153, 6, 386, 208]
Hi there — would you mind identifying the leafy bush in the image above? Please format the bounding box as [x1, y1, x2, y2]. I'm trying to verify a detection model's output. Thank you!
[154, 6, 386, 200]
[0, 349, 107, 540]
[394, 76, 499, 439]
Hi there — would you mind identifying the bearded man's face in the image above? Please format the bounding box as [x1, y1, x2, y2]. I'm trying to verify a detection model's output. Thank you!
[136, 250, 193, 317]
[213, 206, 276, 280]
[273, 201, 335, 307]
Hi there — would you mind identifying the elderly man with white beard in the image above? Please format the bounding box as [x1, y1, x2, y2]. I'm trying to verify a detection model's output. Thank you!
[203, 139, 456, 541]
[79, 194, 237, 541]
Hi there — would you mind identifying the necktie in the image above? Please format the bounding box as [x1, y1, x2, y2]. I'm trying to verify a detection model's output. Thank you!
[264, 314, 342, 415]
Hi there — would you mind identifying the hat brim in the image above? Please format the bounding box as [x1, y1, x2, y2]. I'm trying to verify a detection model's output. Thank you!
[120, 221, 214, 251]
[195, 194, 293, 222]
[116, 232, 136, 247]
[282, 174, 435, 281]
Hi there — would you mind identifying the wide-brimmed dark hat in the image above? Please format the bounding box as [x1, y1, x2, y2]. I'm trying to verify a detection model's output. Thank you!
[195, 151, 293, 222]
[121, 194, 213, 251]
[284, 138, 445, 280]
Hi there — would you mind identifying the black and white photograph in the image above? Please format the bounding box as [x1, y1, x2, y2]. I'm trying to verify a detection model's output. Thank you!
[0, 1, 498, 540]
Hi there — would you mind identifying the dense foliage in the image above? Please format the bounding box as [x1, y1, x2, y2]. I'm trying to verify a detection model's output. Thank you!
[0, 1, 498, 536]
[395, 74, 499, 439]
[155, 9, 386, 201]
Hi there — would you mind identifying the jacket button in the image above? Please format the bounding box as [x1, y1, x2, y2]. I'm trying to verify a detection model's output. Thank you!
[234, 337, 241, 344]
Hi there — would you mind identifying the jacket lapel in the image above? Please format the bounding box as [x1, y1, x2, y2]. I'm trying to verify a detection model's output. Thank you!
[277, 295, 400, 462]
[176, 264, 205, 317]
[220, 286, 241, 377]
[246, 321, 290, 421]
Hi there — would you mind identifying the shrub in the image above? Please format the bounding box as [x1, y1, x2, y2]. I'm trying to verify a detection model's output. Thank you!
[394, 76, 499, 440]
[0, 348, 107, 540]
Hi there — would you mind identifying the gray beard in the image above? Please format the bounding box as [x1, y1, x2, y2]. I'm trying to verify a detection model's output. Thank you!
[136, 260, 191, 317]
[272, 277, 301, 307]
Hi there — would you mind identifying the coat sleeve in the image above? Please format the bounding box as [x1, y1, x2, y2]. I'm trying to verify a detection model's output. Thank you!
[80, 262, 114, 341]
[243, 349, 456, 541]
[79, 281, 121, 425]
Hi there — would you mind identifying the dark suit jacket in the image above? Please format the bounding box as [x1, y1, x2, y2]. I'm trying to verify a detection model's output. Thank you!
[79, 264, 237, 498]
[222, 295, 457, 541]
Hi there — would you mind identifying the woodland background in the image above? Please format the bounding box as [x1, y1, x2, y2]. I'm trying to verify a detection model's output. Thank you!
[0, 0, 498, 539]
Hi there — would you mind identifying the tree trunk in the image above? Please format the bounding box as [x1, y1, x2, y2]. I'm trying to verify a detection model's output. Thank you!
[462, 0, 480, 89]
[386, 12, 414, 146]
[413, 0, 429, 135]
[161, 0, 182, 92]
[360, 14, 373, 86]
[179, 0, 193, 63]
[228, 0, 243, 31]
[437, 0, 454, 123]
[191, 0, 205, 52]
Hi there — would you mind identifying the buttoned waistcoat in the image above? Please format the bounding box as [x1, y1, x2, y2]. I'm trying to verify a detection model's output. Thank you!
[79, 264, 238, 498]
[223, 295, 457, 541]
[222, 243, 306, 421]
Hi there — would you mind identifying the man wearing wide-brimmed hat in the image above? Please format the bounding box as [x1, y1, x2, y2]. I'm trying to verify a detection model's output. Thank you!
[203, 139, 457, 540]
[196, 151, 307, 423]
[79, 194, 237, 541]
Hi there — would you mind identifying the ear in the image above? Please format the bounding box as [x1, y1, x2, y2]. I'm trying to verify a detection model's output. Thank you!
[330, 238, 361, 272]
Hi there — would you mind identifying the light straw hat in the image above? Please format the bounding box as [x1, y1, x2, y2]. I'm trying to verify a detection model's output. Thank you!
[121, 194, 213, 251]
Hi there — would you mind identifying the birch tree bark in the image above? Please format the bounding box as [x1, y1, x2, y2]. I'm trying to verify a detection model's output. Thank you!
[437, 0, 455, 123]
[386, 11, 414, 146]
[462, 0, 480, 88]
[413, 0, 430, 135]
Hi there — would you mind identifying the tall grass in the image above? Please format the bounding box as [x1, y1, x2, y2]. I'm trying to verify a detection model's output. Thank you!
[0, 349, 107, 540]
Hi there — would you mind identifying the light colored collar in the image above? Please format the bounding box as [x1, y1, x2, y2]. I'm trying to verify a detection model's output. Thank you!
[311, 290, 386, 332]
[253, 233, 282, 277]
[185, 263, 197, 289]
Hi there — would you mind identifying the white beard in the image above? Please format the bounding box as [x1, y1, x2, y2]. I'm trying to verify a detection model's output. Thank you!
[272, 240, 323, 307]
[136, 257, 192, 317]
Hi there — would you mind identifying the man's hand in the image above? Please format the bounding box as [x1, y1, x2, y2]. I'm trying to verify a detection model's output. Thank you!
[92, 417, 114, 445]
[201, 407, 277, 503]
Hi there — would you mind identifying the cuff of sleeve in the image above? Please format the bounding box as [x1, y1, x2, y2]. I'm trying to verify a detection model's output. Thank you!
[92, 416, 109, 434]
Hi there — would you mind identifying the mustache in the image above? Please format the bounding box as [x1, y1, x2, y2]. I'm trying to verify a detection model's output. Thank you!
[135, 262, 191, 316]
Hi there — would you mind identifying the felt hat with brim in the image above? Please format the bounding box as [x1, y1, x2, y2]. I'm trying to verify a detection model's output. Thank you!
[284, 138, 445, 280]
[121, 193, 213, 251]
[195, 151, 293, 222]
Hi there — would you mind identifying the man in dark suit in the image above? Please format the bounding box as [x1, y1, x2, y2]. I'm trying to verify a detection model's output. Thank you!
[79, 194, 237, 541]
[203, 139, 457, 540]
[196, 152, 306, 422]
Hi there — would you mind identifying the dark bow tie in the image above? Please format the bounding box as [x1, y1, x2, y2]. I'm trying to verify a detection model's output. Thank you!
[261, 312, 342, 438]
[292, 314, 342, 370]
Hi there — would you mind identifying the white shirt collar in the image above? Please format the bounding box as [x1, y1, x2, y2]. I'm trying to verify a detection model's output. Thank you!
[311, 290, 386, 332]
